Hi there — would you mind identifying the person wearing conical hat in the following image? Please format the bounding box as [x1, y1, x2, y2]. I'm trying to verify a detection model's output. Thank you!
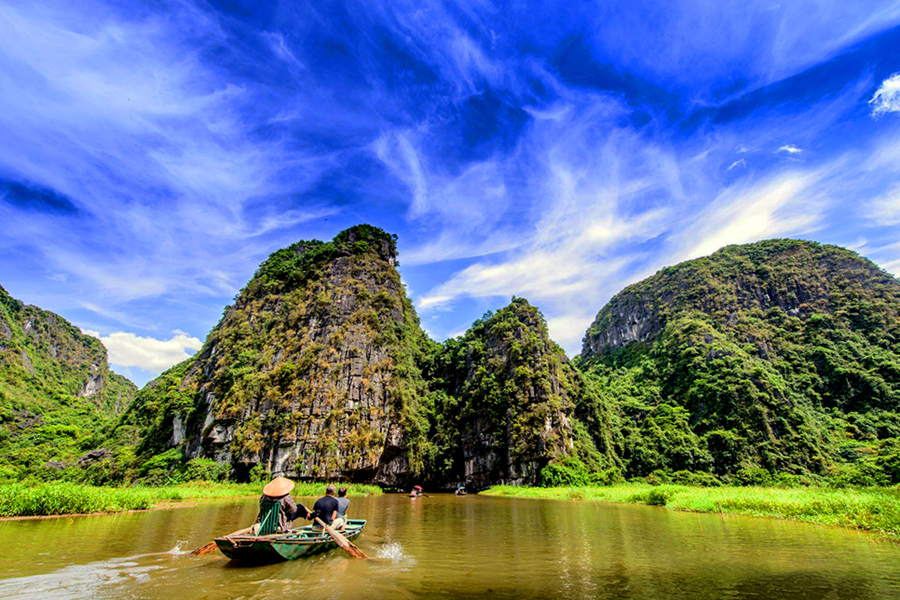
[253, 476, 312, 534]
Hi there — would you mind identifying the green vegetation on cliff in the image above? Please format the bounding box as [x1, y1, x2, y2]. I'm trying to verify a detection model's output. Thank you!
[0, 285, 135, 479]
[426, 298, 619, 487]
[115, 225, 435, 484]
[579, 239, 900, 485]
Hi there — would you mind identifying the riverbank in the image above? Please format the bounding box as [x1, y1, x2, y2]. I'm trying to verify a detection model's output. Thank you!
[482, 484, 900, 538]
[0, 481, 382, 518]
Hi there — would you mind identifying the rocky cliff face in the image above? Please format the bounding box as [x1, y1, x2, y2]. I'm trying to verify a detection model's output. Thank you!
[583, 239, 899, 356]
[0, 285, 136, 471]
[579, 239, 900, 479]
[122, 226, 433, 485]
[428, 298, 616, 488]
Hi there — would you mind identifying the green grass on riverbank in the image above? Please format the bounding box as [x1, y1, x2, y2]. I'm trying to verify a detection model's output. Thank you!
[0, 481, 382, 518]
[483, 484, 900, 538]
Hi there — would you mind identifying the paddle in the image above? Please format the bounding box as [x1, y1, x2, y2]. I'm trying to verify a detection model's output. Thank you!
[190, 526, 252, 556]
[314, 517, 369, 559]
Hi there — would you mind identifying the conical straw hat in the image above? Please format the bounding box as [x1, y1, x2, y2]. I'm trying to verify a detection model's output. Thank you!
[263, 476, 295, 497]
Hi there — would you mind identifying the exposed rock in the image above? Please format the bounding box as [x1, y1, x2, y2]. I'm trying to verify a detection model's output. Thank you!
[78, 364, 102, 398]
[583, 239, 900, 356]
[44, 461, 68, 470]
[20, 350, 34, 375]
[77, 448, 112, 466]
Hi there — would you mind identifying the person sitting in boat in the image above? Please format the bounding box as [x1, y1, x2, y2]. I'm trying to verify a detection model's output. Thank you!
[455, 486, 466, 495]
[311, 484, 342, 532]
[335, 486, 350, 531]
[253, 476, 312, 535]
[408, 485, 423, 498]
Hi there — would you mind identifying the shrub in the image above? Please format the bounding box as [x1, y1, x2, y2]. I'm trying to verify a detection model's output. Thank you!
[733, 466, 772, 486]
[183, 458, 230, 482]
[671, 470, 721, 487]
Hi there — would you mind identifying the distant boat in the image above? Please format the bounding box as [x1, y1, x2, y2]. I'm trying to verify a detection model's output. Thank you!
[214, 520, 367, 562]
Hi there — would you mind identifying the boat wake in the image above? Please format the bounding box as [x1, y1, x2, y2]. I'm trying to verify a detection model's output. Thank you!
[375, 542, 407, 561]
[167, 540, 192, 555]
[0, 546, 201, 599]
[0, 555, 164, 600]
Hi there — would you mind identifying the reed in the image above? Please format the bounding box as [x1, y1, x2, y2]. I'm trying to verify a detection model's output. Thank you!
[482, 484, 900, 538]
[0, 481, 382, 517]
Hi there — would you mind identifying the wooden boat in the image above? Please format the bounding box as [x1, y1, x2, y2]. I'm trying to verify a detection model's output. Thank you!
[214, 519, 367, 562]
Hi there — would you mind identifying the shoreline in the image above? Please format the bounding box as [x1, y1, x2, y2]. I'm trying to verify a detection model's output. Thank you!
[481, 484, 900, 541]
[0, 481, 382, 519]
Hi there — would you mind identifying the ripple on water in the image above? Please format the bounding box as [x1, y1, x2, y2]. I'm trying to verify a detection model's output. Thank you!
[0, 555, 164, 600]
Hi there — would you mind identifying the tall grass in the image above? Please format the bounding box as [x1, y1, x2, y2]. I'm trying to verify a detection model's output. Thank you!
[0, 481, 382, 517]
[482, 484, 900, 538]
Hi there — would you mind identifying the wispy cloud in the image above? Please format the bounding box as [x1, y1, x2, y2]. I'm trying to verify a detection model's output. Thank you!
[867, 185, 900, 226]
[3, 0, 900, 369]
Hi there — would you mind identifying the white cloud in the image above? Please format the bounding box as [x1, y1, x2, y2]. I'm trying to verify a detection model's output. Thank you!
[670, 168, 832, 263]
[867, 185, 900, 225]
[728, 159, 746, 170]
[98, 331, 202, 372]
[870, 73, 900, 116]
[778, 145, 802, 154]
[546, 313, 596, 352]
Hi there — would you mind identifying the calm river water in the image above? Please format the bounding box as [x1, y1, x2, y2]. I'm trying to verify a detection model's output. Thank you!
[0, 494, 898, 599]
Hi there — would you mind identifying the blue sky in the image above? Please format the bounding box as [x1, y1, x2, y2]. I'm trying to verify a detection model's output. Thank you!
[2, 1, 900, 387]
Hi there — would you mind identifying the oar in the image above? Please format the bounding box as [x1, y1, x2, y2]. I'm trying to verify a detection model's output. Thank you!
[190, 526, 252, 556]
[314, 517, 369, 559]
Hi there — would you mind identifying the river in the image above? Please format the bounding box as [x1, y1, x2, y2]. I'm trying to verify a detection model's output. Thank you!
[0, 494, 898, 599]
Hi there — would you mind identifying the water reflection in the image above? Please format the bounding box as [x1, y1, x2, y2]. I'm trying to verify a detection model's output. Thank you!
[0, 494, 898, 599]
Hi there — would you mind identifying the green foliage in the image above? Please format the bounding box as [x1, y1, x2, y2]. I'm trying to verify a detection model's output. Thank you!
[0, 287, 136, 475]
[427, 298, 617, 485]
[540, 457, 622, 487]
[581, 239, 900, 482]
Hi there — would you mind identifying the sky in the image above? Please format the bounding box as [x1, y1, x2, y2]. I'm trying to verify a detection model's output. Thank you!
[2, 0, 900, 387]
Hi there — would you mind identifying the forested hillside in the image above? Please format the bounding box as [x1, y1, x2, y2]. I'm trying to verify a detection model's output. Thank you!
[6, 232, 900, 490]
[579, 239, 900, 485]
[0, 285, 135, 479]
[425, 298, 619, 487]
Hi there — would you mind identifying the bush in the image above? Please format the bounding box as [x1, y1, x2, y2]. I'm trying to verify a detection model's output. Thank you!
[183, 458, 229, 482]
[249, 464, 270, 484]
[733, 467, 772, 486]
[644, 469, 672, 486]
[671, 470, 721, 487]
[540, 458, 621, 487]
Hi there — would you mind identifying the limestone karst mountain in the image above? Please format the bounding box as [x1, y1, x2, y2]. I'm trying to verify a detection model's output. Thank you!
[426, 298, 618, 488]
[579, 239, 900, 483]
[119, 225, 433, 485]
[0, 285, 135, 475]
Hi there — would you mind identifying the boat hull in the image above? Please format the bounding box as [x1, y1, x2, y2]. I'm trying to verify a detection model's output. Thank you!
[215, 519, 366, 562]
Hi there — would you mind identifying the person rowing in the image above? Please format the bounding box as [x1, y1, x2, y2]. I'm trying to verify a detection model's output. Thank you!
[311, 484, 344, 532]
[253, 476, 312, 535]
